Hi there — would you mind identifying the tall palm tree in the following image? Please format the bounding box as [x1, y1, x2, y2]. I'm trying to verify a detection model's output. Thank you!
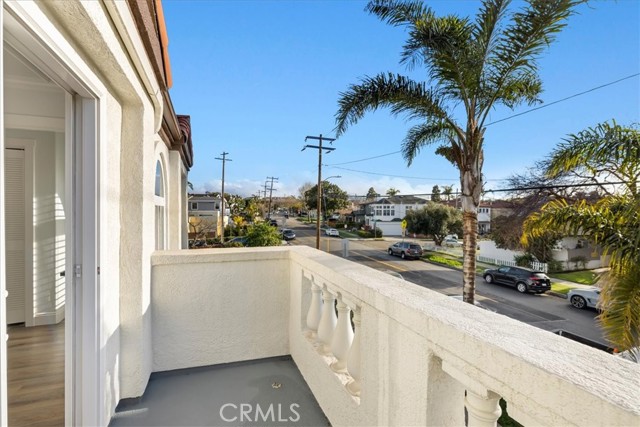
[335, 0, 581, 303]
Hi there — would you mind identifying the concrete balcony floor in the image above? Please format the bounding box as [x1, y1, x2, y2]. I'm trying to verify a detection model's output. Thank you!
[109, 356, 329, 427]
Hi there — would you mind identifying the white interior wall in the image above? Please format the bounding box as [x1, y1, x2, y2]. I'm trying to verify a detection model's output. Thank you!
[5, 129, 63, 326]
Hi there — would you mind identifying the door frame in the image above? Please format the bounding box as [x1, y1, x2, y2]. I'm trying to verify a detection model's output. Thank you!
[2, 2, 105, 425]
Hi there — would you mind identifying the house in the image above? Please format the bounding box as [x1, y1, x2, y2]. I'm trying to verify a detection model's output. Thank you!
[1, 2, 637, 426]
[364, 195, 428, 236]
[188, 194, 229, 239]
[1, 1, 192, 424]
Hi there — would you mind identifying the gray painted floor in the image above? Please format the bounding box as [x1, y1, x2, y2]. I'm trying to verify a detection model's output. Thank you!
[110, 356, 330, 427]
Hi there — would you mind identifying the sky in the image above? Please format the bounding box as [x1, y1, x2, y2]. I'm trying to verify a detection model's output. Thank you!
[162, 0, 640, 199]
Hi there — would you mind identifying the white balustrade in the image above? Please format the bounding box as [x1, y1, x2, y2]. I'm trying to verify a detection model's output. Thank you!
[346, 307, 361, 396]
[465, 390, 501, 427]
[305, 281, 323, 339]
[315, 286, 337, 354]
[330, 294, 354, 373]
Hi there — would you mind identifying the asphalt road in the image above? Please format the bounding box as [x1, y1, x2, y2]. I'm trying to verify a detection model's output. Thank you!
[279, 217, 609, 348]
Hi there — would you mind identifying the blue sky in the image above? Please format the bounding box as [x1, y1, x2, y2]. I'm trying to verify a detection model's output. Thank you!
[163, 0, 639, 198]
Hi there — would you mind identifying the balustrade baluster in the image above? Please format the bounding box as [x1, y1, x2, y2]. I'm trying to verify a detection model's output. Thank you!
[315, 286, 337, 354]
[346, 307, 361, 396]
[330, 295, 353, 373]
[465, 390, 501, 427]
[305, 281, 322, 339]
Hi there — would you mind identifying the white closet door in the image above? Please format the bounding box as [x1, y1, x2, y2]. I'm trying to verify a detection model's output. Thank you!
[4, 148, 26, 324]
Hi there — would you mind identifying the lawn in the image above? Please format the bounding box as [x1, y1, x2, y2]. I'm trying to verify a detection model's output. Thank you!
[550, 282, 574, 295]
[550, 270, 600, 286]
[424, 252, 491, 274]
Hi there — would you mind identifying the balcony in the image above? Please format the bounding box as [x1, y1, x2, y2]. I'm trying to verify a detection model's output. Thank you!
[113, 246, 638, 426]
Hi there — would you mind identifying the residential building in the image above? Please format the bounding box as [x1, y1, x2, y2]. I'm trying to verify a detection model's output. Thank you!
[364, 195, 428, 236]
[0, 2, 637, 427]
[188, 194, 229, 239]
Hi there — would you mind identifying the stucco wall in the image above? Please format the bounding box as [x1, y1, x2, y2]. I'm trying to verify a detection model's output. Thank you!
[150, 249, 290, 371]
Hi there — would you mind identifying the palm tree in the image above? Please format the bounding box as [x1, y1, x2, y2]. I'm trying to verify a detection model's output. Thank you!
[523, 197, 640, 355]
[386, 187, 400, 196]
[335, 0, 581, 303]
[523, 121, 640, 354]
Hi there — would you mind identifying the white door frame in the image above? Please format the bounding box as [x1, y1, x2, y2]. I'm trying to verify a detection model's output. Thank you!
[1, 2, 104, 425]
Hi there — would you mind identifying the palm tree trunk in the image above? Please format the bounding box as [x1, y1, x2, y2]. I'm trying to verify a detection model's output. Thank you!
[462, 208, 478, 304]
[460, 150, 483, 305]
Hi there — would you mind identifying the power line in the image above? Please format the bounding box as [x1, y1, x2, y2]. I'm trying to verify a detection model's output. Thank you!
[485, 73, 640, 126]
[328, 165, 507, 182]
[330, 150, 402, 166]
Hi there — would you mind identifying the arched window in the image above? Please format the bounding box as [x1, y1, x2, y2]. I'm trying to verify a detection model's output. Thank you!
[154, 159, 166, 250]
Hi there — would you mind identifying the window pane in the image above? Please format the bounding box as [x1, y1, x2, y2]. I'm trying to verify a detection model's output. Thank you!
[155, 161, 164, 197]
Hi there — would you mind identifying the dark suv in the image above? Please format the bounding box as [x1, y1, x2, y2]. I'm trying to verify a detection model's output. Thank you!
[388, 242, 423, 260]
[483, 266, 551, 294]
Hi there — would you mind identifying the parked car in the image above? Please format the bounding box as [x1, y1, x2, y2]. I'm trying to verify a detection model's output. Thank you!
[483, 266, 551, 294]
[281, 229, 296, 241]
[269, 219, 278, 227]
[325, 228, 340, 237]
[567, 286, 600, 309]
[388, 242, 423, 260]
[443, 237, 462, 247]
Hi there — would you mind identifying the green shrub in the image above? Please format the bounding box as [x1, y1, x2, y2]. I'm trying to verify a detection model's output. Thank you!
[547, 259, 564, 273]
[514, 253, 536, 267]
[569, 255, 587, 269]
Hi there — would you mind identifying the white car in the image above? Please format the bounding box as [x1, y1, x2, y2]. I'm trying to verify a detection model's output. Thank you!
[442, 237, 462, 247]
[567, 286, 600, 309]
[325, 228, 340, 237]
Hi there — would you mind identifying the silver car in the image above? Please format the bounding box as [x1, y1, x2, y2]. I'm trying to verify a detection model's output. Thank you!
[567, 286, 600, 309]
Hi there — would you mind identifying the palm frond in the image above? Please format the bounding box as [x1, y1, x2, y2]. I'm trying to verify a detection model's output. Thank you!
[599, 266, 640, 352]
[366, 0, 431, 27]
[334, 73, 453, 137]
[480, 0, 583, 126]
[401, 122, 459, 166]
[546, 122, 640, 196]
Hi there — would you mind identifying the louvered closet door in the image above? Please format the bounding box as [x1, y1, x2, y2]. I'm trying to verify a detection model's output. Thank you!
[5, 148, 26, 324]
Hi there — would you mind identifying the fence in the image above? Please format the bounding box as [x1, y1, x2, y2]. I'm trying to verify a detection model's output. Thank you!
[477, 255, 548, 273]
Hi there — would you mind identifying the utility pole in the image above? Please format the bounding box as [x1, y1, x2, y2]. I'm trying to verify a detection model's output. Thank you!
[302, 134, 336, 249]
[215, 152, 232, 243]
[266, 177, 278, 218]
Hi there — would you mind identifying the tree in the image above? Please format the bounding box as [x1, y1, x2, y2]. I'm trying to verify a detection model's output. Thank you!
[298, 182, 314, 200]
[431, 185, 441, 202]
[245, 222, 282, 247]
[366, 187, 379, 200]
[523, 122, 640, 355]
[442, 185, 453, 201]
[386, 187, 400, 196]
[335, 0, 580, 304]
[304, 183, 349, 215]
[405, 202, 462, 246]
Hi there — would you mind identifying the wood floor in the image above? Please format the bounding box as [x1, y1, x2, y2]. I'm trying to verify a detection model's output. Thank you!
[8, 322, 64, 427]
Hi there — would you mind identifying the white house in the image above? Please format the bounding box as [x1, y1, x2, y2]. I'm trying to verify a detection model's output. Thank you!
[364, 195, 428, 236]
[188, 194, 229, 239]
[0, 2, 637, 426]
[1, 1, 192, 424]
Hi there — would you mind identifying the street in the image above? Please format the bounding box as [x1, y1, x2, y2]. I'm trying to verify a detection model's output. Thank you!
[278, 217, 609, 348]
